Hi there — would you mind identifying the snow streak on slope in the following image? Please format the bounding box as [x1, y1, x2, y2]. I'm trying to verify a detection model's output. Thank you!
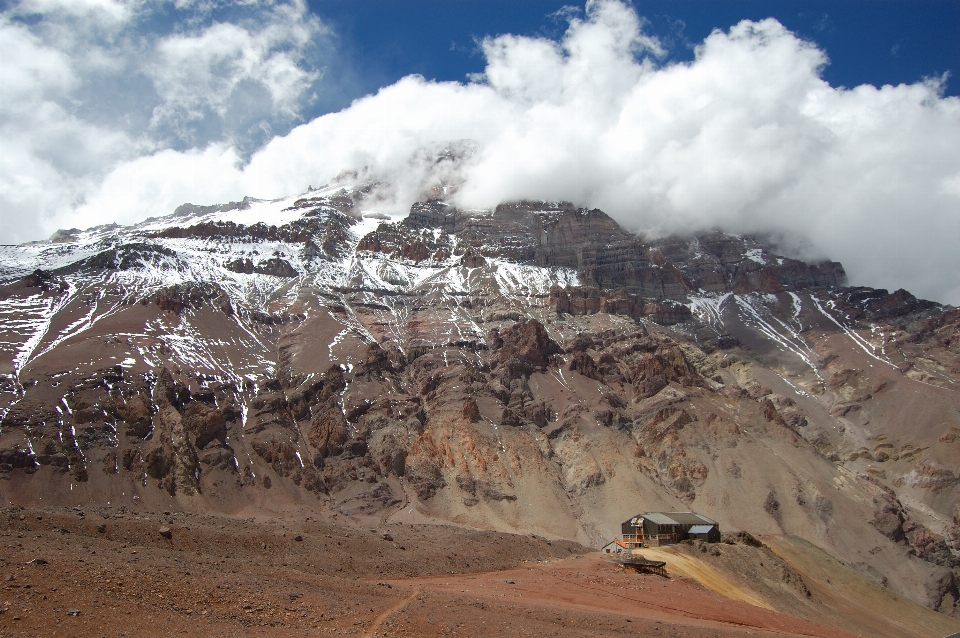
[688, 293, 732, 326]
[689, 292, 825, 379]
[734, 293, 823, 377]
[493, 261, 579, 296]
[0, 243, 109, 282]
[8, 284, 77, 380]
[809, 295, 898, 369]
[0, 181, 600, 416]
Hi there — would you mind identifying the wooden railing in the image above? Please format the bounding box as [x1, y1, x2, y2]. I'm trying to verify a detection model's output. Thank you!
[622, 533, 680, 547]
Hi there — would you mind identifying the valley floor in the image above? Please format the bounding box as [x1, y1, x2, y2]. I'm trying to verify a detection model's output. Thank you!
[0, 506, 956, 638]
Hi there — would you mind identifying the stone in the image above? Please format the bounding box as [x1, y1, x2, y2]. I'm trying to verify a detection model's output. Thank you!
[462, 398, 480, 422]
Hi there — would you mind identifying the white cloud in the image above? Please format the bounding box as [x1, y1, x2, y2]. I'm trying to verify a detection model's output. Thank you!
[3, 0, 959, 305]
[0, 15, 136, 240]
[0, 0, 327, 243]
[0, 19, 76, 98]
[16, 0, 134, 23]
[149, 1, 325, 139]
[75, 144, 246, 229]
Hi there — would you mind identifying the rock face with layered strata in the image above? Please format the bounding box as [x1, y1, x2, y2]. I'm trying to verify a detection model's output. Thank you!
[0, 181, 957, 618]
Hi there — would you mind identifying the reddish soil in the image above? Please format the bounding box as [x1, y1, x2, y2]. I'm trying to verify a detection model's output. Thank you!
[371, 557, 855, 637]
[0, 506, 857, 638]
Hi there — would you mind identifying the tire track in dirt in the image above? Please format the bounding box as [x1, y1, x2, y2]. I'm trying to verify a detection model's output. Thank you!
[362, 587, 421, 638]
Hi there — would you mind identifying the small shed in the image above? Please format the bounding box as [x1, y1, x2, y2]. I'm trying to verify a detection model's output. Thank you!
[687, 524, 721, 543]
[600, 539, 628, 554]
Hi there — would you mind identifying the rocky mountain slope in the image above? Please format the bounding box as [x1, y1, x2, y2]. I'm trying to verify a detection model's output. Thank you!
[0, 179, 957, 617]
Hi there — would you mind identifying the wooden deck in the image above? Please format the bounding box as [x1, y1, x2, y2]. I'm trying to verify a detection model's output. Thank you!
[613, 555, 668, 577]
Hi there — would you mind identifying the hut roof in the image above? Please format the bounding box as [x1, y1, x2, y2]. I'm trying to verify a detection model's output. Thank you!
[624, 511, 718, 526]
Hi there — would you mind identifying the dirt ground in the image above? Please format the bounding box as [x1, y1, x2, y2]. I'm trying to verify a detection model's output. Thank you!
[370, 557, 856, 638]
[0, 505, 919, 637]
[641, 539, 960, 638]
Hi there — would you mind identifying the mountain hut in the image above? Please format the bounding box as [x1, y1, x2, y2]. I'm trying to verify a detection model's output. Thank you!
[620, 511, 720, 549]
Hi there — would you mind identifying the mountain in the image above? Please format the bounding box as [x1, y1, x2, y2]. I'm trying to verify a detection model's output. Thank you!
[1, 179, 958, 618]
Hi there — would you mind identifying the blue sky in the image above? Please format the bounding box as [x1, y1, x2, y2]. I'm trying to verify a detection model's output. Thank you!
[1, 0, 958, 303]
[310, 0, 960, 114]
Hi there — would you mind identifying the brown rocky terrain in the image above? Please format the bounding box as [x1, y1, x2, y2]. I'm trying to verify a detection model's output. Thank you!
[1, 182, 958, 632]
[3, 505, 955, 637]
